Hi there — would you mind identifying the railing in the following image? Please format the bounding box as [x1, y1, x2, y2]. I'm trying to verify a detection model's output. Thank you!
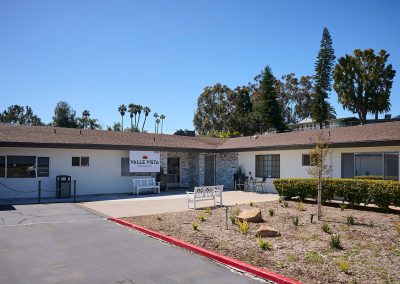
[0, 179, 77, 204]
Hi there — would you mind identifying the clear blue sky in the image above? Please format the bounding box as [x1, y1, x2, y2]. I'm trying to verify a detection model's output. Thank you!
[0, 0, 399, 133]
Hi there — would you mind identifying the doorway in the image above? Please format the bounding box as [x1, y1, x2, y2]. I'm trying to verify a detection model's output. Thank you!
[204, 155, 216, 186]
[167, 158, 180, 188]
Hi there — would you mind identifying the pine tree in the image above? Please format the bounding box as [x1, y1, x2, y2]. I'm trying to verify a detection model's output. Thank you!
[258, 66, 286, 133]
[311, 27, 336, 129]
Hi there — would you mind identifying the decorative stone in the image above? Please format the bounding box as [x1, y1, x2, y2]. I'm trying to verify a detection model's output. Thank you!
[237, 208, 263, 223]
[256, 224, 280, 237]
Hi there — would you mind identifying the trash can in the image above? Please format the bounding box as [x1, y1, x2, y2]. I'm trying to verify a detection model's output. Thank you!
[56, 175, 71, 198]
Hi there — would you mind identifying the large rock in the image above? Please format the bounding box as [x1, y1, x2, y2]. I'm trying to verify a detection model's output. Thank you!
[256, 224, 280, 237]
[237, 208, 263, 223]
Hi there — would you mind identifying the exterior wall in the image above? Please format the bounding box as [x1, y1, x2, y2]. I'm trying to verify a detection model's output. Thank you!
[0, 147, 136, 199]
[238, 146, 400, 193]
[0, 147, 239, 199]
[216, 152, 238, 189]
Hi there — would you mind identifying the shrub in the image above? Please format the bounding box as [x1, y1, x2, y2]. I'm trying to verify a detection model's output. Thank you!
[238, 219, 249, 234]
[338, 258, 350, 273]
[198, 212, 206, 222]
[234, 206, 240, 216]
[322, 222, 331, 234]
[395, 223, 400, 236]
[297, 201, 306, 211]
[278, 197, 283, 203]
[192, 222, 199, 230]
[340, 203, 347, 211]
[292, 216, 299, 227]
[354, 175, 384, 180]
[258, 236, 272, 251]
[230, 215, 236, 225]
[346, 216, 355, 226]
[330, 234, 343, 250]
[273, 178, 400, 210]
[269, 208, 275, 217]
[283, 201, 289, 208]
[204, 207, 212, 214]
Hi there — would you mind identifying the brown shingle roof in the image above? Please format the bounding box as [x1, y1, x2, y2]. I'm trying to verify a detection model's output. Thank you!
[218, 121, 400, 151]
[0, 121, 399, 152]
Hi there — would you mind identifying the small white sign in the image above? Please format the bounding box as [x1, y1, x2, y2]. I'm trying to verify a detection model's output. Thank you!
[129, 151, 160, 173]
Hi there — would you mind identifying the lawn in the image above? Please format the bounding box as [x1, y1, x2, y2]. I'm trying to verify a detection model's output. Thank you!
[124, 200, 400, 284]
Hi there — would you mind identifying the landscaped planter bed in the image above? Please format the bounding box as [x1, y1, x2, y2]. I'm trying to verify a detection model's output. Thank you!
[123, 200, 400, 284]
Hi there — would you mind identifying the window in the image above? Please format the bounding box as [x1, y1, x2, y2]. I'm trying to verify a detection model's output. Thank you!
[0, 156, 5, 177]
[355, 153, 383, 177]
[255, 154, 280, 178]
[341, 153, 354, 178]
[81, 157, 89, 167]
[37, 157, 49, 177]
[7, 156, 36, 178]
[72, 156, 89, 167]
[72, 157, 80, 166]
[384, 152, 399, 181]
[121, 157, 149, 176]
[302, 154, 311, 166]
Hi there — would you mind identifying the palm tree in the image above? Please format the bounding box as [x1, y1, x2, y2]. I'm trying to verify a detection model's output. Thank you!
[156, 118, 161, 134]
[128, 103, 135, 129]
[153, 113, 159, 133]
[160, 114, 166, 134]
[141, 106, 151, 131]
[88, 118, 100, 130]
[118, 104, 127, 131]
[82, 110, 90, 129]
[136, 105, 143, 130]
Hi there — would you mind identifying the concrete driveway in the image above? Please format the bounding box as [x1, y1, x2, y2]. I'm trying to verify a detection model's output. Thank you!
[0, 203, 265, 284]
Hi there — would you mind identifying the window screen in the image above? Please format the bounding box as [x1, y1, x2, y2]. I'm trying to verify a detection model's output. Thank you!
[37, 157, 49, 177]
[7, 156, 36, 178]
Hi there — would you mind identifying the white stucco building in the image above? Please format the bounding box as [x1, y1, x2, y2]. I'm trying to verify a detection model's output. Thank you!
[0, 122, 399, 200]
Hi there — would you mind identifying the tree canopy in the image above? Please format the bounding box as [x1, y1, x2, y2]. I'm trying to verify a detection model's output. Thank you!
[333, 49, 396, 124]
[0, 105, 44, 126]
[311, 27, 336, 128]
[52, 101, 78, 128]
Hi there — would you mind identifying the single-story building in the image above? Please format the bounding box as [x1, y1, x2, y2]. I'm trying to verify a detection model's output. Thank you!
[0, 121, 399, 200]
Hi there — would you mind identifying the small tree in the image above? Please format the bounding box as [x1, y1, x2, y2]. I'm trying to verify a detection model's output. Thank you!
[307, 132, 332, 220]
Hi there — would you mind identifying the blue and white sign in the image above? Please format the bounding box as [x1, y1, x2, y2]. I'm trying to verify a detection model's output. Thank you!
[129, 151, 160, 173]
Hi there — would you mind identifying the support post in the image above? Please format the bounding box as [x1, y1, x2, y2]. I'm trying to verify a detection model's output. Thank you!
[225, 206, 229, 230]
[73, 179, 77, 203]
[38, 179, 41, 204]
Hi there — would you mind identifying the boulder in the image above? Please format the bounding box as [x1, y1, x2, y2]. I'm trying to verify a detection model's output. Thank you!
[256, 224, 280, 237]
[237, 208, 263, 223]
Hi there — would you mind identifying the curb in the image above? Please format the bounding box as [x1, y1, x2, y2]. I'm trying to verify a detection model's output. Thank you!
[108, 217, 301, 284]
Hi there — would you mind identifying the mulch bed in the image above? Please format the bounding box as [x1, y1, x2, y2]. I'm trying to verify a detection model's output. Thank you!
[124, 200, 400, 284]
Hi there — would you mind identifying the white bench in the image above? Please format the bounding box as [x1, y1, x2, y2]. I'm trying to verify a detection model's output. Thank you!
[186, 185, 223, 209]
[133, 178, 160, 195]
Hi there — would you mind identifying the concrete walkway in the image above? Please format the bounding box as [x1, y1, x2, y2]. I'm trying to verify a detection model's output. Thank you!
[82, 191, 279, 217]
[0, 203, 265, 284]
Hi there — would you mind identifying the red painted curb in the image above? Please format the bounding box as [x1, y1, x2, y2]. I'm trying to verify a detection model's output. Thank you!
[109, 217, 302, 284]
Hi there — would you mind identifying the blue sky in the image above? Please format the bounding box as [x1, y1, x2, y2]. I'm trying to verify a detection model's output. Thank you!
[0, 0, 399, 133]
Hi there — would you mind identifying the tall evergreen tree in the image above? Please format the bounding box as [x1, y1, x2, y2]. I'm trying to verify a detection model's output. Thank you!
[311, 27, 336, 129]
[257, 66, 286, 133]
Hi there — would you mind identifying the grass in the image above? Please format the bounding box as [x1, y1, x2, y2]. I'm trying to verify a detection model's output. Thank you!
[297, 201, 306, 211]
[234, 206, 240, 216]
[269, 208, 275, 217]
[338, 258, 350, 273]
[306, 251, 324, 264]
[204, 207, 212, 214]
[238, 219, 249, 234]
[283, 201, 289, 208]
[230, 215, 236, 225]
[198, 212, 206, 222]
[192, 222, 199, 230]
[292, 216, 299, 227]
[330, 234, 343, 250]
[340, 203, 347, 211]
[257, 236, 272, 251]
[395, 223, 400, 236]
[322, 222, 332, 234]
[347, 216, 355, 226]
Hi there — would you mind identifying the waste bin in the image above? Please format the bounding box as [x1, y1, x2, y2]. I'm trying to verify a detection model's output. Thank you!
[56, 175, 71, 198]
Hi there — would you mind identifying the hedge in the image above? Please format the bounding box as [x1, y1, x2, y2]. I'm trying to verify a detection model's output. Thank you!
[354, 175, 384, 180]
[273, 178, 400, 210]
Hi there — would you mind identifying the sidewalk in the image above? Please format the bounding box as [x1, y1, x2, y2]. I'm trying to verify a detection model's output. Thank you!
[82, 191, 279, 217]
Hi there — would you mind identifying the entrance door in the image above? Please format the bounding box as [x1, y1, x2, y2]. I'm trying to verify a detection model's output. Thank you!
[167, 158, 180, 188]
[204, 156, 216, 186]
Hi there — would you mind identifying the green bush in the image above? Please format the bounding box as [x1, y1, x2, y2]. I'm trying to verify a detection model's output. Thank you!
[273, 178, 400, 210]
[354, 175, 384, 180]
